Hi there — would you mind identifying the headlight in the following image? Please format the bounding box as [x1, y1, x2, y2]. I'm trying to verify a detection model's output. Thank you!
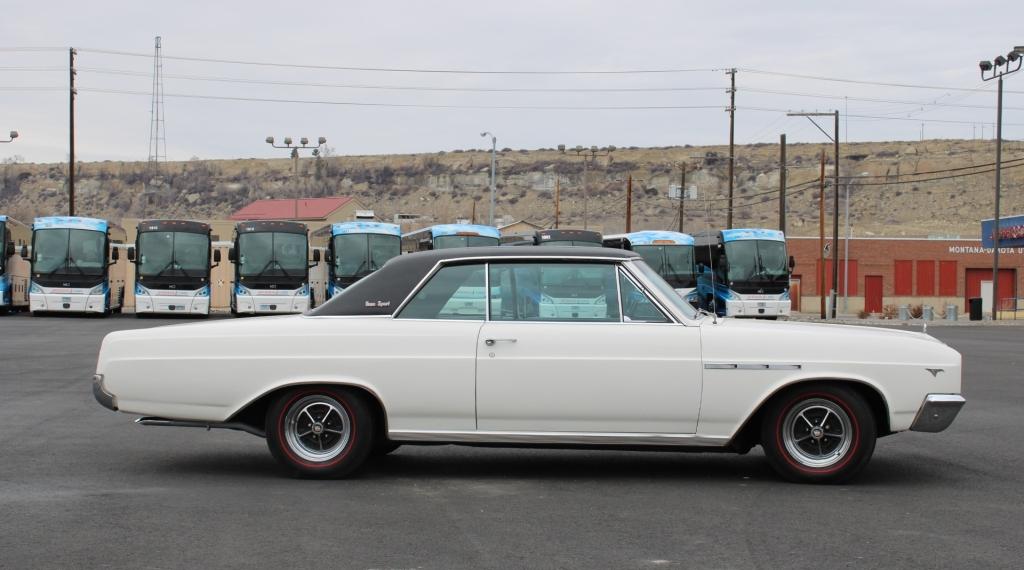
[235, 283, 251, 295]
[89, 284, 106, 295]
[30, 282, 43, 294]
[135, 283, 150, 296]
[781, 289, 790, 300]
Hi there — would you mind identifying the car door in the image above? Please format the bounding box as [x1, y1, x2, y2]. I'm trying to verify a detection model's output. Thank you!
[476, 261, 702, 434]
[388, 262, 488, 432]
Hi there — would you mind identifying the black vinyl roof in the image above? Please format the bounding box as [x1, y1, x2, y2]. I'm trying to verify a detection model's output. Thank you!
[309, 246, 640, 317]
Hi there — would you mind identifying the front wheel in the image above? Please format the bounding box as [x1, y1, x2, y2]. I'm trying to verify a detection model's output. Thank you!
[265, 387, 375, 478]
[760, 384, 876, 484]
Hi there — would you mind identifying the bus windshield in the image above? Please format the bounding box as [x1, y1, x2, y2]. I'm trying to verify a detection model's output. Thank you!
[724, 240, 788, 283]
[32, 228, 106, 276]
[538, 240, 602, 247]
[433, 235, 499, 249]
[633, 245, 696, 288]
[237, 232, 308, 278]
[333, 233, 400, 278]
[138, 231, 210, 278]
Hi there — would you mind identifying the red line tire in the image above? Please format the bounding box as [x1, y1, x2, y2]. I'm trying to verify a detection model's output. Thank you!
[265, 386, 375, 478]
[760, 383, 876, 484]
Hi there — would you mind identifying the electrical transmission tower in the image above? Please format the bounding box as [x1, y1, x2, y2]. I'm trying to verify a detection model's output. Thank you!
[147, 36, 167, 172]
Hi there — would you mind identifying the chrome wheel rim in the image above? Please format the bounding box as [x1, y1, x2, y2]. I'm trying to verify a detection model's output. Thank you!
[283, 395, 352, 463]
[782, 398, 853, 469]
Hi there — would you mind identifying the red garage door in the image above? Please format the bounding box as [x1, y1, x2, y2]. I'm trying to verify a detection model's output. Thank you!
[864, 275, 883, 314]
[965, 268, 1016, 308]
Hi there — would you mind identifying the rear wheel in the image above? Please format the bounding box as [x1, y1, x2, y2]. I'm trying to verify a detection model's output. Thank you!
[265, 387, 374, 478]
[760, 384, 876, 484]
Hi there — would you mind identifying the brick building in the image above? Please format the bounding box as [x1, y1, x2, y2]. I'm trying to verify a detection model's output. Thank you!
[787, 237, 1024, 315]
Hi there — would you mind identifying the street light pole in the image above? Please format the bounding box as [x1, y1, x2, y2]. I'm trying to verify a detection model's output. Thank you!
[0, 130, 17, 144]
[265, 136, 327, 177]
[980, 48, 1022, 320]
[480, 132, 497, 226]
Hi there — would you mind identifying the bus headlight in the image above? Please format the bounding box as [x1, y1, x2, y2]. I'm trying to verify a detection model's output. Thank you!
[135, 283, 150, 296]
[781, 289, 790, 300]
[30, 282, 43, 294]
[235, 284, 251, 295]
[88, 284, 106, 296]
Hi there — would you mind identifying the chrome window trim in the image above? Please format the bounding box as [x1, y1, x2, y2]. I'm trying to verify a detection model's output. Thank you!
[388, 429, 729, 447]
[392, 254, 634, 319]
[619, 259, 686, 325]
[704, 363, 803, 370]
[617, 268, 671, 324]
[614, 265, 624, 322]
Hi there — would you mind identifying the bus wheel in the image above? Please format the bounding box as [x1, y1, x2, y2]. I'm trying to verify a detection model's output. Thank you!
[265, 387, 375, 478]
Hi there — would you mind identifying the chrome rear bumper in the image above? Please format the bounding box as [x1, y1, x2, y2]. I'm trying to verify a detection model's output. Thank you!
[910, 394, 966, 432]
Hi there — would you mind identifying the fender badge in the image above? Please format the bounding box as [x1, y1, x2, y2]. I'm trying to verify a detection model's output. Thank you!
[925, 368, 945, 377]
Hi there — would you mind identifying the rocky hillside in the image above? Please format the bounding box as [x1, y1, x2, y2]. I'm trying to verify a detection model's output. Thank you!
[1, 139, 1021, 237]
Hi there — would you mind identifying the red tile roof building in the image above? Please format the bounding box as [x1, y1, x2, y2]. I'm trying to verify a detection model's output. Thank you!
[229, 197, 356, 221]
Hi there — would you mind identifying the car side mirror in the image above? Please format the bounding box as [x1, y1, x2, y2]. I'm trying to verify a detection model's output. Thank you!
[127, 246, 136, 262]
[789, 255, 796, 271]
[213, 249, 222, 264]
[20, 244, 29, 259]
[228, 247, 236, 262]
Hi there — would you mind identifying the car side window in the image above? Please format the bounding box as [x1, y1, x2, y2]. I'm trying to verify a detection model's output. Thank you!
[619, 270, 670, 323]
[397, 264, 486, 320]
[489, 262, 620, 322]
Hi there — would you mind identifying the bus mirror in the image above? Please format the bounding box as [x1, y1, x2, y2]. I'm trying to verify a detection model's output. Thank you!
[213, 249, 222, 264]
[5, 241, 12, 257]
[228, 247, 236, 262]
[788, 255, 796, 271]
[324, 250, 333, 264]
[312, 249, 321, 263]
[111, 248, 120, 262]
[127, 246, 136, 262]
[696, 262, 706, 274]
[20, 244, 29, 259]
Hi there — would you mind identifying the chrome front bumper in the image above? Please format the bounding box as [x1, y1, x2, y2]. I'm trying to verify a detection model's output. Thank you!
[92, 374, 118, 411]
[910, 394, 966, 432]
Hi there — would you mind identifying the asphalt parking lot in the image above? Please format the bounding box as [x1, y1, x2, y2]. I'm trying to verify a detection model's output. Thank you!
[0, 314, 1021, 569]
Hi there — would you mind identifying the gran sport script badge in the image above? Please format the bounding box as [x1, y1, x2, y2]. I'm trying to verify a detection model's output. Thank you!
[364, 300, 391, 308]
[925, 368, 945, 377]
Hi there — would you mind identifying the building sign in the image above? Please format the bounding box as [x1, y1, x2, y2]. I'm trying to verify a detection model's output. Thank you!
[981, 214, 1024, 248]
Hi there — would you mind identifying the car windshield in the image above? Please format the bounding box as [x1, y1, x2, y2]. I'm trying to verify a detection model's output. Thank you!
[433, 235, 499, 249]
[724, 240, 789, 283]
[633, 245, 696, 288]
[32, 228, 106, 276]
[629, 259, 698, 320]
[237, 232, 308, 278]
[138, 231, 210, 278]
[332, 233, 401, 278]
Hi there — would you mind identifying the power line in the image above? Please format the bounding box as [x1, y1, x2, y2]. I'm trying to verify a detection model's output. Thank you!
[846, 161, 1024, 186]
[77, 48, 722, 75]
[740, 107, 1022, 127]
[841, 155, 1024, 179]
[742, 87, 1022, 112]
[77, 67, 726, 93]
[78, 87, 729, 110]
[740, 68, 1024, 95]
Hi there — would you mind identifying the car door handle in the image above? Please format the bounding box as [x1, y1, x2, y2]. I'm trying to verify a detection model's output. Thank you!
[484, 338, 518, 346]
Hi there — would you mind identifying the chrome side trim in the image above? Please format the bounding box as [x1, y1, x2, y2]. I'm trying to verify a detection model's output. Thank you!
[910, 394, 966, 433]
[704, 363, 803, 370]
[135, 416, 265, 438]
[388, 429, 729, 447]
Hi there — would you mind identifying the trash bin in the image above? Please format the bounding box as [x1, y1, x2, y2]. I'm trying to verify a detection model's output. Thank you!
[922, 305, 934, 320]
[969, 297, 983, 321]
[898, 304, 910, 320]
[945, 304, 958, 321]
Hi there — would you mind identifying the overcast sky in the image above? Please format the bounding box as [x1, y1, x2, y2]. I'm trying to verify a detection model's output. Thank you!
[1, 1, 1022, 163]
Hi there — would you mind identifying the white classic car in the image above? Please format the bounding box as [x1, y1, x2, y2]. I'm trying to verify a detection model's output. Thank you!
[94, 247, 965, 483]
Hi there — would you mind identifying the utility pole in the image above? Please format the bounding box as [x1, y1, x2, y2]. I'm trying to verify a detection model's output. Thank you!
[471, 200, 476, 224]
[979, 48, 1022, 319]
[480, 132, 497, 226]
[626, 174, 633, 233]
[779, 134, 786, 233]
[819, 150, 826, 320]
[554, 177, 560, 229]
[832, 110, 840, 318]
[68, 47, 77, 216]
[726, 68, 736, 229]
[678, 164, 685, 233]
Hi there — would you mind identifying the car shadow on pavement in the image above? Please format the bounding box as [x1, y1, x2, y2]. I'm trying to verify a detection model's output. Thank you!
[138, 445, 956, 486]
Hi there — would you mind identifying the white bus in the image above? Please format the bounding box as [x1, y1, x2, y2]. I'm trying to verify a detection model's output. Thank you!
[1, 215, 31, 313]
[129, 220, 221, 316]
[320, 221, 401, 300]
[693, 228, 794, 319]
[603, 231, 697, 299]
[401, 223, 501, 252]
[229, 220, 319, 315]
[27, 216, 127, 315]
